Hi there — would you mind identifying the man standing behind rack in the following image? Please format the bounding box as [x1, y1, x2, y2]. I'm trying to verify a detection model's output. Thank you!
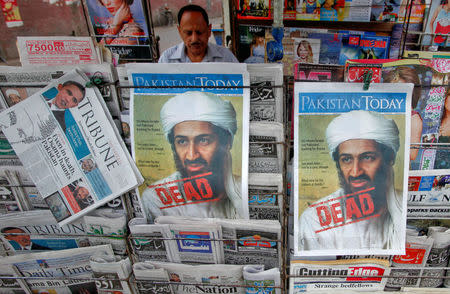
[158, 4, 238, 63]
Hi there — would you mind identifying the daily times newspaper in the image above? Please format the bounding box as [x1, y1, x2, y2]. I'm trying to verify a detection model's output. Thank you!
[289, 258, 390, 292]
[0, 68, 143, 225]
[293, 82, 412, 256]
[127, 63, 250, 221]
[0, 244, 114, 293]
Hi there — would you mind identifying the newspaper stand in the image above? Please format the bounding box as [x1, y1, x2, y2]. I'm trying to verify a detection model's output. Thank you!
[0, 4, 449, 291]
[120, 80, 289, 293]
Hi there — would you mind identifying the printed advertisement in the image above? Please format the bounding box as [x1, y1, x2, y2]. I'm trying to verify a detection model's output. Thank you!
[84, 0, 151, 60]
[16, 36, 100, 66]
[127, 63, 250, 222]
[293, 82, 412, 256]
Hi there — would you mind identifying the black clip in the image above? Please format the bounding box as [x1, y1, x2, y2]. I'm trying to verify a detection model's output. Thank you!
[363, 70, 373, 91]
[85, 72, 105, 88]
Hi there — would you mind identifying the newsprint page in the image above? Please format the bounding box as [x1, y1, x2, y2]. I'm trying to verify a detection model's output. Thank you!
[127, 63, 250, 221]
[293, 82, 412, 256]
[0, 69, 142, 225]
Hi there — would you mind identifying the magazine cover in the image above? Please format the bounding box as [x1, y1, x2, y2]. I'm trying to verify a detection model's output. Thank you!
[293, 38, 321, 64]
[238, 25, 268, 64]
[290, 258, 390, 292]
[345, 59, 450, 170]
[237, 0, 272, 19]
[370, 0, 401, 22]
[297, 0, 372, 21]
[127, 63, 250, 222]
[84, 0, 151, 59]
[293, 82, 412, 256]
[408, 170, 450, 218]
[339, 34, 390, 65]
[422, 0, 449, 48]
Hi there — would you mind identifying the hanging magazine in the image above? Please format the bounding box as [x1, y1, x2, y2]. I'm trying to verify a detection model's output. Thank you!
[293, 82, 412, 256]
[0, 69, 143, 225]
[127, 63, 250, 222]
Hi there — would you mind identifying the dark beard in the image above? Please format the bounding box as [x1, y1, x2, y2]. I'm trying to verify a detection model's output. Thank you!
[337, 162, 390, 213]
[173, 148, 226, 195]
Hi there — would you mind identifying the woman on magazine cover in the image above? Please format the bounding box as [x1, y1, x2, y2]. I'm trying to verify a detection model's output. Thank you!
[383, 66, 422, 161]
[244, 32, 265, 63]
[296, 40, 314, 63]
[429, 0, 449, 46]
[96, 0, 145, 45]
[435, 91, 450, 169]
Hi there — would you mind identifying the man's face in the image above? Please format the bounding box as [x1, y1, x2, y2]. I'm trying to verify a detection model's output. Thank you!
[54, 84, 84, 109]
[81, 159, 95, 172]
[337, 139, 385, 193]
[173, 121, 224, 177]
[9, 94, 22, 105]
[4, 228, 30, 247]
[76, 187, 90, 200]
[178, 11, 211, 60]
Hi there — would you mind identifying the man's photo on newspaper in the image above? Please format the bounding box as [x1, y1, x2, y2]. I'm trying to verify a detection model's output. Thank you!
[134, 91, 246, 221]
[294, 83, 411, 256]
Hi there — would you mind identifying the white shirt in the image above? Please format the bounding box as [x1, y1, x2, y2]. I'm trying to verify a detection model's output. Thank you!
[142, 171, 240, 221]
[158, 42, 238, 63]
[298, 188, 395, 251]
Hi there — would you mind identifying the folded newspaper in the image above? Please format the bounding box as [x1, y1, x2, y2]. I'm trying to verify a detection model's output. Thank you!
[247, 64, 284, 123]
[0, 68, 143, 225]
[130, 216, 223, 264]
[137, 261, 245, 294]
[83, 207, 128, 255]
[90, 255, 133, 294]
[133, 261, 174, 294]
[249, 122, 285, 174]
[0, 210, 88, 255]
[289, 258, 390, 292]
[0, 244, 114, 293]
[0, 64, 121, 117]
[248, 173, 283, 221]
[243, 264, 281, 294]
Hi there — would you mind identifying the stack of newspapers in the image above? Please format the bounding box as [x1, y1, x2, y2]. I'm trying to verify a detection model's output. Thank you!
[0, 64, 125, 214]
[247, 64, 285, 222]
[0, 67, 142, 225]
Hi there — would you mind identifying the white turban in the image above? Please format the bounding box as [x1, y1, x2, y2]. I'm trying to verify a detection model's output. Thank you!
[160, 91, 237, 141]
[325, 110, 400, 156]
[5, 89, 19, 98]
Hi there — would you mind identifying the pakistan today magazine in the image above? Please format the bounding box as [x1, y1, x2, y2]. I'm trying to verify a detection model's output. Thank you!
[127, 63, 250, 222]
[293, 82, 412, 256]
